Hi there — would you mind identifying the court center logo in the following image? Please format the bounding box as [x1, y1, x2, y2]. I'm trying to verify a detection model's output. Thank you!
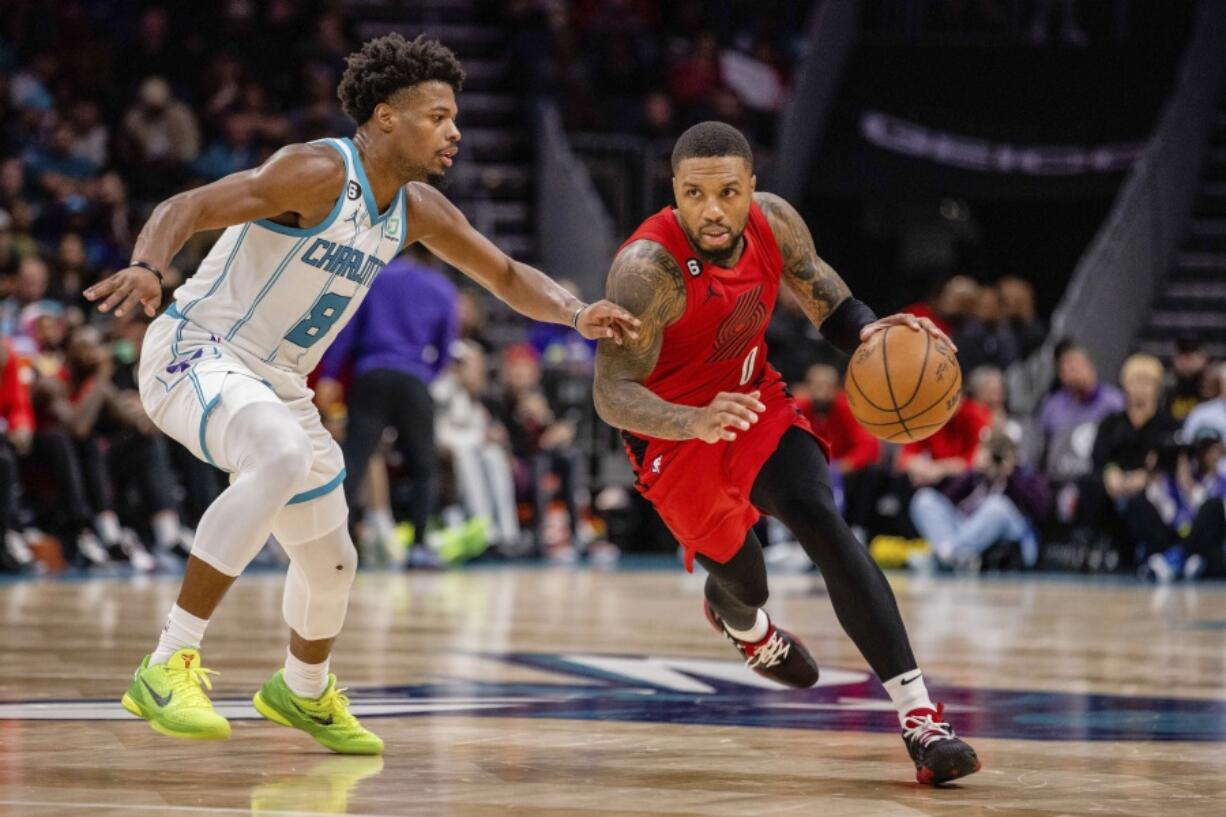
[3, 652, 1223, 742]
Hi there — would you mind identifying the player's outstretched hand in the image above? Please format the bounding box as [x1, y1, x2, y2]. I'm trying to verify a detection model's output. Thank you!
[691, 390, 765, 444]
[575, 300, 642, 345]
[859, 312, 957, 353]
[84, 265, 163, 318]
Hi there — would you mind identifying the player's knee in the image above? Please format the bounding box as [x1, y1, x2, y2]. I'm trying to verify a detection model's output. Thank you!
[261, 429, 315, 486]
[776, 485, 841, 530]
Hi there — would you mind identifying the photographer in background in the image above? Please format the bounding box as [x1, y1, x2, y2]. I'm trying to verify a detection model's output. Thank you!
[909, 426, 1050, 571]
[1176, 428, 1226, 580]
[1090, 354, 1181, 576]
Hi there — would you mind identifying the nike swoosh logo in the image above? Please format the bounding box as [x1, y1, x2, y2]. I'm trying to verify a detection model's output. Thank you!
[141, 678, 172, 707]
[900, 674, 922, 686]
[293, 701, 334, 726]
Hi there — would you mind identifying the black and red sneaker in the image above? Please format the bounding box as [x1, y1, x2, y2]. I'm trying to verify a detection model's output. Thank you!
[902, 703, 981, 785]
[702, 600, 819, 688]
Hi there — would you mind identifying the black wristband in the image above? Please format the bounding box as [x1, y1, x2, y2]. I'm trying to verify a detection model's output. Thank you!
[570, 303, 588, 330]
[130, 260, 164, 283]
[822, 296, 877, 353]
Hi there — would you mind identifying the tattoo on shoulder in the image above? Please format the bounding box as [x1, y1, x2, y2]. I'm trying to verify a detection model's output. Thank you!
[593, 241, 696, 438]
[755, 192, 849, 324]
[606, 240, 686, 324]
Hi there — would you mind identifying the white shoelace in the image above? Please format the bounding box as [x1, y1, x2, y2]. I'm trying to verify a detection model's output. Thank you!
[747, 630, 791, 669]
[903, 708, 955, 747]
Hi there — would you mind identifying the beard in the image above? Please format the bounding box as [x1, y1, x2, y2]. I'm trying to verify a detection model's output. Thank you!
[689, 230, 744, 266]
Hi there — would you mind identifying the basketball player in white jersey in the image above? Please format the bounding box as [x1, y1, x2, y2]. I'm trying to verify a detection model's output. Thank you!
[84, 34, 639, 754]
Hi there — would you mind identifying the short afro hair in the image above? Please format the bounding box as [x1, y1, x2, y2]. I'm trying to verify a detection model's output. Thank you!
[337, 33, 465, 124]
[671, 121, 753, 172]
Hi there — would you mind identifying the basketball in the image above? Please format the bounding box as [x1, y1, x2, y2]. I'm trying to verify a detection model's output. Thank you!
[845, 326, 962, 443]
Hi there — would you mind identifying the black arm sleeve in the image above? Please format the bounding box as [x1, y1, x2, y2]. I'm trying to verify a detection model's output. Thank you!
[820, 296, 878, 353]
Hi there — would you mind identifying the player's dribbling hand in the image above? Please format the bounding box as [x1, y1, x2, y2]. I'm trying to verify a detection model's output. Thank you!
[690, 390, 765, 444]
[84, 265, 163, 318]
[860, 313, 957, 353]
[575, 300, 642, 345]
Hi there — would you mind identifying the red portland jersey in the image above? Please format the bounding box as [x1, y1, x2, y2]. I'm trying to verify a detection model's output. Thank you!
[614, 202, 828, 568]
[621, 202, 783, 414]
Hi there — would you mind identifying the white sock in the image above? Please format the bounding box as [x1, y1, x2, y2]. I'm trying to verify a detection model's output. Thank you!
[284, 649, 330, 699]
[724, 608, 770, 642]
[152, 510, 181, 551]
[883, 669, 936, 726]
[95, 512, 122, 547]
[149, 604, 210, 666]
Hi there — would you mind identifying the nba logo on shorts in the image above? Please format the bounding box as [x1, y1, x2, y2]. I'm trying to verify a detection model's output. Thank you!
[686, 258, 702, 277]
[651, 455, 663, 474]
[347, 180, 362, 200]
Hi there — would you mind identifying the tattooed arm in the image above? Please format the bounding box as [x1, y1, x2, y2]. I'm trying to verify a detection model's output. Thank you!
[754, 191, 953, 349]
[593, 240, 765, 443]
[755, 191, 851, 325]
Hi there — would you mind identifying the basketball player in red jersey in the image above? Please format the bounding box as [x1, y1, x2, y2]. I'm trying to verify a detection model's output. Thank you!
[593, 122, 980, 785]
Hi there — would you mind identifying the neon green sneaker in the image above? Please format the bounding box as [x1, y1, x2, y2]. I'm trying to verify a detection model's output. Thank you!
[120, 648, 230, 740]
[253, 671, 384, 755]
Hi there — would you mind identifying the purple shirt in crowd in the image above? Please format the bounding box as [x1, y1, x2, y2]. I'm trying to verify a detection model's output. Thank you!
[319, 258, 458, 385]
[1037, 383, 1126, 436]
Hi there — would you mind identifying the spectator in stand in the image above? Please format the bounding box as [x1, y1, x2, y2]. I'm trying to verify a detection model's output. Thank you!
[1168, 335, 1214, 422]
[1178, 427, 1226, 580]
[966, 365, 1038, 464]
[669, 31, 722, 111]
[0, 256, 55, 357]
[57, 326, 186, 568]
[798, 362, 881, 531]
[119, 77, 201, 198]
[910, 425, 1049, 571]
[456, 286, 495, 354]
[0, 340, 35, 572]
[954, 285, 1020, 374]
[1037, 341, 1125, 485]
[24, 122, 98, 201]
[997, 276, 1046, 359]
[317, 249, 458, 569]
[902, 274, 978, 337]
[0, 208, 25, 279]
[192, 113, 257, 181]
[432, 341, 521, 553]
[1090, 354, 1181, 575]
[493, 343, 584, 560]
[898, 388, 993, 490]
[66, 99, 109, 172]
[53, 233, 95, 311]
[1184, 365, 1226, 458]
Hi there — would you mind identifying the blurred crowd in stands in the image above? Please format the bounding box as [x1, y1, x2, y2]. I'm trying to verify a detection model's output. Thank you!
[0, 1, 1220, 583]
[765, 274, 1226, 582]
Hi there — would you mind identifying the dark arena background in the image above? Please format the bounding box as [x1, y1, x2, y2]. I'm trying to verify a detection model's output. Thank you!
[1, 1, 1224, 815]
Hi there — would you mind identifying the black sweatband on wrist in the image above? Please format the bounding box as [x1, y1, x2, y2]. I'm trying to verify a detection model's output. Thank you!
[821, 296, 878, 353]
[130, 260, 164, 283]
[570, 303, 588, 330]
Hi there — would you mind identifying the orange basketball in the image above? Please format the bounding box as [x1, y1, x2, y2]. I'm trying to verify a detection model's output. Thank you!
[844, 326, 962, 443]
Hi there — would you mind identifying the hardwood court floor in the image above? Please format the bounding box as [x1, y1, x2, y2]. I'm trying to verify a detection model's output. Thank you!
[1, 565, 1224, 816]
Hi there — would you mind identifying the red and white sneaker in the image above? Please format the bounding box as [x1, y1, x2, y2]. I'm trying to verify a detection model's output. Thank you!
[703, 600, 819, 688]
[902, 704, 981, 785]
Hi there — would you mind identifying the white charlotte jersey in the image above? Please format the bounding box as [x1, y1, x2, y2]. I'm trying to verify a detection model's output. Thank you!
[167, 136, 408, 375]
